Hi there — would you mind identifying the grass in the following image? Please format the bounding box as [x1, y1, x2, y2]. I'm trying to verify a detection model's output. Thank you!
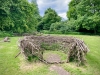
[52, 34, 100, 75]
[0, 35, 100, 75]
[0, 37, 57, 75]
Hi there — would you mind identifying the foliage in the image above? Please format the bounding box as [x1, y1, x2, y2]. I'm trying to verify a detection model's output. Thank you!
[67, 0, 100, 34]
[0, 31, 13, 37]
[37, 8, 61, 31]
[50, 20, 76, 34]
[0, 0, 40, 33]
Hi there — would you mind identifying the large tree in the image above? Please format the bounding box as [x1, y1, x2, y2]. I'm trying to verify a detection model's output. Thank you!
[67, 0, 81, 20]
[0, 0, 13, 31]
[67, 0, 100, 34]
[0, 0, 40, 33]
[37, 8, 61, 31]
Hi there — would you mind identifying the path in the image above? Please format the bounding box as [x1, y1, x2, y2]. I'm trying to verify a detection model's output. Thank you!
[45, 53, 70, 75]
[50, 65, 70, 75]
[45, 54, 61, 63]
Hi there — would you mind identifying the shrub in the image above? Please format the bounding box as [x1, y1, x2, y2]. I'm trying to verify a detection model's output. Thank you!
[0, 31, 13, 37]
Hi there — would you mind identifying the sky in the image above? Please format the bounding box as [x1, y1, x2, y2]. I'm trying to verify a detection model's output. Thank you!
[29, 0, 71, 20]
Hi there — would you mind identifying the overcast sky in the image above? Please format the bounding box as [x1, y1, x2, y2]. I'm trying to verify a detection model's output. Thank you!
[29, 0, 71, 19]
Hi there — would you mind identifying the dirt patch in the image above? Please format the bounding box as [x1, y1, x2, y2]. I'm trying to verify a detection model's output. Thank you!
[45, 53, 70, 75]
[50, 65, 70, 75]
[45, 54, 61, 63]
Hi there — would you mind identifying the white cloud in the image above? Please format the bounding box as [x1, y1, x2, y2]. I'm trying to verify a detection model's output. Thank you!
[58, 13, 67, 20]
[37, 0, 71, 19]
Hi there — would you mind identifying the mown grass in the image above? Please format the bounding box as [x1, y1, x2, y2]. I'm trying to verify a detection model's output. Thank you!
[51, 34, 100, 75]
[0, 35, 100, 75]
[0, 37, 57, 75]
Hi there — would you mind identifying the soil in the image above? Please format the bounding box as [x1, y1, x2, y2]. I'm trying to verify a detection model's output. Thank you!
[45, 54, 61, 63]
[45, 53, 70, 75]
[50, 65, 70, 75]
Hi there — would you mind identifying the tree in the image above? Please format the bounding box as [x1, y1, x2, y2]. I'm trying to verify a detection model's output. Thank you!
[0, 0, 13, 31]
[0, 0, 40, 33]
[67, 0, 81, 20]
[37, 8, 61, 31]
[10, 0, 40, 33]
[67, 0, 100, 34]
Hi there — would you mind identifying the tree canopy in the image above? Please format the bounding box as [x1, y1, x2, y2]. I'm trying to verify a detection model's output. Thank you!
[37, 8, 61, 31]
[1, 0, 100, 34]
[0, 0, 40, 33]
[67, 0, 100, 34]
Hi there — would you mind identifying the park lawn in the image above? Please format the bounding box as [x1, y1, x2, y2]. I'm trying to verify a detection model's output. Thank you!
[0, 35, 100, 75]
[0, 37, 57, 75]
[60, 35, 100, 75]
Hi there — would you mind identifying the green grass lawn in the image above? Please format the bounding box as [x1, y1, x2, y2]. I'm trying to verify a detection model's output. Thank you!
[0, 35, 100, 75]
[60, 35, 100, 75]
